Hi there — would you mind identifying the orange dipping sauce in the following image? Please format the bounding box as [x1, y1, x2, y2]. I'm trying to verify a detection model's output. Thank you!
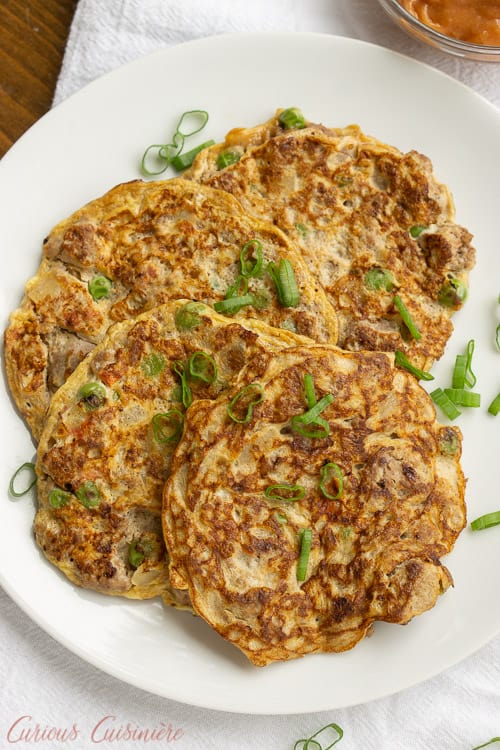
[399, 0, 500, 45]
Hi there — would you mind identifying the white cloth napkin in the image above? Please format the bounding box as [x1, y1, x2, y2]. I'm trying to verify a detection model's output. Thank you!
[53, 0, 500, 107]
[2, 2, 500, 749]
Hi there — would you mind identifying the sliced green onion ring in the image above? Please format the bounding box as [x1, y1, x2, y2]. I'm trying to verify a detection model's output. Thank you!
[294, 723, 344, 750]
[319, 462, 344, 500]
[213, 293, 255, 315]
[128, 540, 145, 569]
[496, 324, 500, 352]
[9, 462, 36, 498]
[175, 301, 206, 331]
[152, 410, 184, 444]
[264, 484, 306, 503]
[77, 381, 106, 411]
[76, 480, 101, 508]
[279, 107, 306, 130]
[175, 109, 209, 137]
[444, 388, 481, 407]
[303, 373, 317, 409]
[394, 350, 434, 381]
[216, 150, 240, 169]
[472, 738, 500, 750]
[88, 275, 112, 301]
[393, 294, 421, 341]
[294, 394, 334, 427]
[291, 416, 331, 439]
[267, 259, 300, 307]
[409, 224, 427, 238]
[452, 353, 467, 389]
[438, 428, 460, 455]
[171, 139, 216, 171]
[471, 512, 500, 531]
[291, 376, 332, 438]
[430, 388, 461, 420]
[227, 383, 264, 424]
[464, 339, 477, 388]
[296, 528, 313, 582]
[188, 351, 218, 384]
[240, 239, 264, 278]
[274, 512, 288, 525]
[141, 352, 166, 378]
[141, 133, 184, 176]
[49, 488, 71, 509]
[158, 133, 184, 161]
[224, 274, 249, 299]
[488, 393, 500, 416]
[438, 277, 467, 308]
[364, 267, 394, 292]
[173, 361, 193, 409]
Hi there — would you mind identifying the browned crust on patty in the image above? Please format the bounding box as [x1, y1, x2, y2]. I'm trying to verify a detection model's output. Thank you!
[163, 345, 466, 665]
[5, 178, 337, 439]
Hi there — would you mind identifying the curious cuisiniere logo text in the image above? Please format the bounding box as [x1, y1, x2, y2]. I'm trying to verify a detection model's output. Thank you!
[5, 715, 185, 744]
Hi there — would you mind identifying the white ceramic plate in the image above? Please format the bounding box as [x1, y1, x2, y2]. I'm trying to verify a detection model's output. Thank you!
[1, 33, 499, 715]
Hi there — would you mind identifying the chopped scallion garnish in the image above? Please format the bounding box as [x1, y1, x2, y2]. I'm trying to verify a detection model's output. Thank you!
[141, 109, 210, 176]
[128, 539, 145, 569]
[496, 324, 500, 352]
[393, 294, 421, 341]
[75, 480, 101, 508]
[77, 381, 106, 411]
[304, 373, 317, 409]
[224, 274, 249, 299]
[227, 383, 264, 424]
[279, 107, 306, 130]
[444, 388, 481, 408]
[188, 351, 218, 384]
[274, 512, 288, 524]
[394, 350, 434, 381]
[471, 512, 500, 531]
[141, 352, 166, 378]
[488, 393, 500, 416]
[318, 462, 344, 500]
[452, 353, 467, 389]
[267, 259, 300, 307]
[472, 738, 500, 749]
[48, 488, 71, 509]
[409, 225, 427, 238]
[264, 484, 306, 502]
[240, 239, 264, 278]
[296, 528, 313, 582]
[294, 722, 344, 750]
[88, 275, 112, 301]
[175, 109, 209, 137]
[171, 139, 216, 171]
[152, 410, 184, 444]
[9, 462, 36, 498]
[175, 302, 205, 331]
[438, 429, 459, 455]
[438, 277, 467, 308]
[213, 293, 255, 315]
[216, 150, 240, 169]
[173, 361, 193, 409]
[291, 375, 333, 438]
[364, 268, 394, 292]
[430, 388, 461, 420]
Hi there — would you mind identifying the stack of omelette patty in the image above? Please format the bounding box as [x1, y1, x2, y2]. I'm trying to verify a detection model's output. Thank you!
[4, 110, 474, 665]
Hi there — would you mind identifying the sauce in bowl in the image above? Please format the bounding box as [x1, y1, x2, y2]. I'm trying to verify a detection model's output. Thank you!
[400, 0, 500, 45]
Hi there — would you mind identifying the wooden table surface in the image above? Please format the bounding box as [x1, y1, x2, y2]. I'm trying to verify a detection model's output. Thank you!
[0, 0, 77, 158]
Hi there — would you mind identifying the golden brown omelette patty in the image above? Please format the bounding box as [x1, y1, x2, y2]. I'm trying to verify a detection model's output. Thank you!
[5, 178, 337, 440]
[163, 345, 466, 665]
[187, 116, 475, 370]
[35, 301, 312, 601]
